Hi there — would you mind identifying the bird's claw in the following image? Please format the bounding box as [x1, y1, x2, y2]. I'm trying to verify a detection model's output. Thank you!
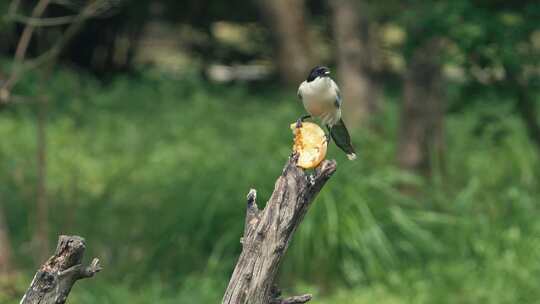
[296, 115, 312, 128]
[296, 118, 303, 129]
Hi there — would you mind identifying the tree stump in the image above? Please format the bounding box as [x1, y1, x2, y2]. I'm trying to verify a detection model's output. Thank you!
[222, 155, 337, 304]
[20, 235, 101, 304]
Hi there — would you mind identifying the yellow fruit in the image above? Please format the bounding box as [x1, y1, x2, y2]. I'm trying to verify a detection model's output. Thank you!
[290, 121, 328, 169]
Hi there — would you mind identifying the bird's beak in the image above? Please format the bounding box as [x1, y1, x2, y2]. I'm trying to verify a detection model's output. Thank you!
[324, 71, 330, 76]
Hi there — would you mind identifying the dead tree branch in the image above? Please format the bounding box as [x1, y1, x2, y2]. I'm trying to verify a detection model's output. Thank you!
[222, 155, 337, 304]
[7, 14, 78, 27]
[20, 235, 102, 304]
[13, 0, 52, 62]
[0, 0, 120, 105]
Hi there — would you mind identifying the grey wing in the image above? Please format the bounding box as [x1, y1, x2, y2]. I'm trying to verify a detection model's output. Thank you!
[332, 81, 342, 108]
[298, 81, 309, 102]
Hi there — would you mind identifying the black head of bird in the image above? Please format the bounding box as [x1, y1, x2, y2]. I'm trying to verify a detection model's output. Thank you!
[306, 66, 331, 82]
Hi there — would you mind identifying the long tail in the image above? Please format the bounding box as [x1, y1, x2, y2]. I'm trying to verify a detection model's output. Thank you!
[329, 119, 356, 160]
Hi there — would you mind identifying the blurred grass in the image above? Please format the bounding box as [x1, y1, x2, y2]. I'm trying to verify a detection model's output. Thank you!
[1, 66, 540, 303]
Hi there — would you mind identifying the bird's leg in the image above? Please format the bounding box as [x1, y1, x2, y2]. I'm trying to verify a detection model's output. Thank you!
[296, 114, 312, 128]
[325, 125, 332, 144]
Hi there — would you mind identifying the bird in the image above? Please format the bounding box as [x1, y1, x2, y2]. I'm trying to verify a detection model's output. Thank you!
[297, 66, 356, 160]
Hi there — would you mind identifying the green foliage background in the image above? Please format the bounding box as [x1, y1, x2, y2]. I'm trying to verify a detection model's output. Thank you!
[1, 66, 539, 303]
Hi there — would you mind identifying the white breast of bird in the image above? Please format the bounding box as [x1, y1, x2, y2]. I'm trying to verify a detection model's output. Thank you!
[300, 77, 340, 125]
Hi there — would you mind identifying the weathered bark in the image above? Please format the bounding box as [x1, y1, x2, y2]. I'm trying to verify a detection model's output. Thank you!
[0, 203, 13, 275]
[20, 235, 101, 304]
[397, 39, 445, 176]
[330, 0, 380, 127]
[222, 156, 337, 304]
[259, 0, 314, 85]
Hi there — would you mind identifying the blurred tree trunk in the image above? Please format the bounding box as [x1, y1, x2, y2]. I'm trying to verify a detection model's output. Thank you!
[330, 0, 380, 127]
[34, 97, 49, 263]
[516, 88, 540, 149]
[397, 39, 445, 177]
[505, 65, 540, 151]
[258, 0, 314, 85]
[0, 203, 13, 275]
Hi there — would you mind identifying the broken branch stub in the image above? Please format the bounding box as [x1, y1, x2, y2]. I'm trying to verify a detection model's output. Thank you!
[20, 235, 101, 304]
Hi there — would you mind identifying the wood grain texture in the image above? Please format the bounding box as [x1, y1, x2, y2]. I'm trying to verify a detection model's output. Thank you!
[223, 155, 337, 304]
[20, 235, 101, 304]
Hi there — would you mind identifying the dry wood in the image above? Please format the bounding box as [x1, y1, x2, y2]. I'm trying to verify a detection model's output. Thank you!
[222, 155, 337, 304]
[20, 235, 101, 304]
